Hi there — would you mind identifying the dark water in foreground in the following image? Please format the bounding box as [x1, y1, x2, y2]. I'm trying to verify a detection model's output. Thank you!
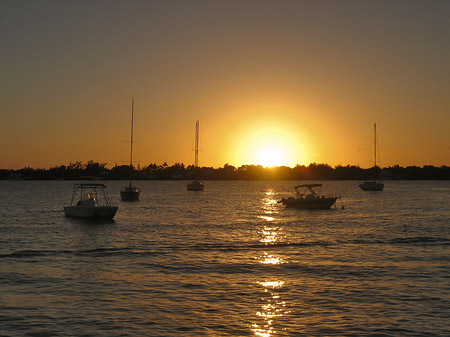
[1, 180, 449, 336]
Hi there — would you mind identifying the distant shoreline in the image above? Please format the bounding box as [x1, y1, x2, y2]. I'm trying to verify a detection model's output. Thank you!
[2, 162, 449, 180]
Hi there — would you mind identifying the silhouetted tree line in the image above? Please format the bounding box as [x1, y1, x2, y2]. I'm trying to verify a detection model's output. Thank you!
[1, 161, 449, 180]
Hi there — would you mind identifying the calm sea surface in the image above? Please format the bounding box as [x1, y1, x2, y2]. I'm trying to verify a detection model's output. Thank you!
[1, 180, 449, 336]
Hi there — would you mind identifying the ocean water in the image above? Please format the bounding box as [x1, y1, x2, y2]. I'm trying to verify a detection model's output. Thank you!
[0, 180, 449, 337]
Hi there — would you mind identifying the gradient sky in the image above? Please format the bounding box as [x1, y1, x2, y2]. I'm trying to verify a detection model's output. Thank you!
[1, 0, 449, 169]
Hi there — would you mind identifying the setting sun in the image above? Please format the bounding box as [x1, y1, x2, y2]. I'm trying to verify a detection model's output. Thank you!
[256, 146, 285, 167]
[230, 116, 309, 168]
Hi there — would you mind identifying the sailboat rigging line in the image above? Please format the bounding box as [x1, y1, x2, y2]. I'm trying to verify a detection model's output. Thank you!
[195, 120, 199, 168]
[128, 97, 135, 187]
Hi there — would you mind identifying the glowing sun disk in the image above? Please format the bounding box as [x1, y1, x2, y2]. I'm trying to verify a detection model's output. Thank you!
[256, 146, 285, 167]
[233, 122, 307, 167]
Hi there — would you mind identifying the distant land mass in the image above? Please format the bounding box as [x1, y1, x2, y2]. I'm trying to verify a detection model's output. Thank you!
[1, 161, 449, 180]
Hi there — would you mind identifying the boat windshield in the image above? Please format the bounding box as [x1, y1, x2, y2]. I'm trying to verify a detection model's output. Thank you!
[295, 185, 321, 198]
[69, 184, 115, 207]
[82, 193, 96, 201]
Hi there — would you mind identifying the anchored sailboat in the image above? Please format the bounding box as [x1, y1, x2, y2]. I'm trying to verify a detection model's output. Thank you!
[187, 120, 204, 191]
[121, 97, 141, 201]
[359, 123, 384, 191]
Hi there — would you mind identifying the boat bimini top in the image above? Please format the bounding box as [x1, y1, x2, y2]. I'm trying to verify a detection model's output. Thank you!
[294, 184, 323, 199]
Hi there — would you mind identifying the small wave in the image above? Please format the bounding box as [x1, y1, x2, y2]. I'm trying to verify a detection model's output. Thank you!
[0, 247, 151, 259]
[389, 237, 450, 245]
[195, 237, 447, 252]
[71, 247, 132, 256]
[0, 249, 49, 258]
[186, 237, 449, 252]
[186, 241, 334, 252]
[343, 237, 450, 246]
[248, 241, 333, 249]
[35, 209, 63, 213]
[2, 237, 447, 260]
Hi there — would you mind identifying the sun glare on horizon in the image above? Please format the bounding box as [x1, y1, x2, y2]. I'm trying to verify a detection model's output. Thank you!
[232, 120, 308, 168]
[256, 146, 285, 167]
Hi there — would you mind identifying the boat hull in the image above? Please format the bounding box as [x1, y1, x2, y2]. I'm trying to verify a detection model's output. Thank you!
[187, 181, 204, 191]
[281, 197, 338, 209]
[359, 181, 384, 191]
[64, 206, 118, 219]
[120, 187, 140, 201]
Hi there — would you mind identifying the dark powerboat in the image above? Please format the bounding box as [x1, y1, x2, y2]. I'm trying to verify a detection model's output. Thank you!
[64, 184, 118, 219]
[279, 184, 339, 209]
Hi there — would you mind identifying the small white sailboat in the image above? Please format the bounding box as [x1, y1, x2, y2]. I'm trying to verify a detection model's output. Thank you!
[64, 184, 118, 219]
[360, 123, 384, 191]
[187, 120, 204, 191]
[121, 97, 141, 201]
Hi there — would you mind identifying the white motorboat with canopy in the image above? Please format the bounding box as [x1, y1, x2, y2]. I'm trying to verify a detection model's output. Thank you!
[64, 184, 118, 219]
[279, 184, 339, 209]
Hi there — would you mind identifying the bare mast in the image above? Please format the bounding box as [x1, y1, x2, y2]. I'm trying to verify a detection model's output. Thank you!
[194, 120, 199, 168]
[129, 97, 135, 187]
[373, 123, 377, 169]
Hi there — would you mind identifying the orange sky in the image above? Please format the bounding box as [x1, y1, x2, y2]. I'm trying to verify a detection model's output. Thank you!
[1, 0, 449, 169]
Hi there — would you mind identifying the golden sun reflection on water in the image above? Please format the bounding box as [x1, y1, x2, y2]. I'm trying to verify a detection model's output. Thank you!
[261, 191, 278, 213]
[255, 224, 286, 269]
[252, 192, 290, 337]
[260, 227, 277, 244]
[258, 252, 283, 265]
[259, 215, 275, 222]
[259, 280, 285, 288]
[252, 281, 291, 337]
[256, 225, 286, 264]
[258, 190, 283, 245]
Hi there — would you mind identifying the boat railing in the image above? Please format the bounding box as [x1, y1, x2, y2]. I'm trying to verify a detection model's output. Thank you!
[95, 201, 118, 207]
[322, 194, 341, 199]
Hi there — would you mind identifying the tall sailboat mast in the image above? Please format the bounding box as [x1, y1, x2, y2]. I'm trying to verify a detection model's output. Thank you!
[373, 123, 377, 169]
[186, 119, 204, 191]
[359, 123, 384, 191]
[129, 97, 135, 187]
[120, 97, 141, 201]
[194, 120, 199, 168]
